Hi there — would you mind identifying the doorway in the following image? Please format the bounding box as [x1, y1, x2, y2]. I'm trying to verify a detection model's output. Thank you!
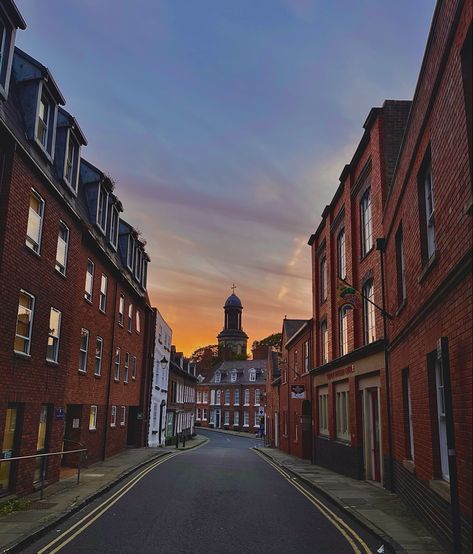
[274, 412, 279, 448]
[301, 400, 312, 460]
[362, 387, 382, 482]
[215, 409, 221, 429]
[62, 404, 82, 467]
[0, 405, 21, 494]
[34, 405, 49, 483]
[127, 407, 139, 446]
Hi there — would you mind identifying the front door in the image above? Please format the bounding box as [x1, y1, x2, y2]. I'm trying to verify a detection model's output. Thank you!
[34, 405, 49, 483]
[274, 412, 279, 447]
[62, 404, 82, 467]
[362, 388, 382, 482]
[215, 409, 221, 429]
[127, 407, 139, 446]
[301, 400, 312, 460]
[0, 406, 21, 494]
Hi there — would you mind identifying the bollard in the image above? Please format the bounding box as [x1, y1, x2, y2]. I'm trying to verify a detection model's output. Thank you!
[40, 458, 46, 500]
[77, 451, 82, 485]
[182, 432, 186, 448]
[175, 434, 179, 449]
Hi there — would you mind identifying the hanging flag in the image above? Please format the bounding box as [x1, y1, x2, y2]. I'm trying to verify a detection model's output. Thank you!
[337, 277, 361, 309]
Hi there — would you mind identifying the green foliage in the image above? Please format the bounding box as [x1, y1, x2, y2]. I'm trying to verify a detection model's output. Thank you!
[0, 498, 32, 517]
[252, 332, 282, 350]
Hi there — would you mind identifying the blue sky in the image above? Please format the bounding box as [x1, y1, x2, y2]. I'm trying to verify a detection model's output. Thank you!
[15, 0, 436, 354]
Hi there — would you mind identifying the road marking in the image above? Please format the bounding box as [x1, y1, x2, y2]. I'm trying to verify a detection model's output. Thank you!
[38, 453, 178, 554]
[252, 449, 371, 554]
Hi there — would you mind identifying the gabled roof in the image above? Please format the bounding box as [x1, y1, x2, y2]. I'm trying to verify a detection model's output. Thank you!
[58, 107, 87, 145]
[282, 319, 307, 342]
[285, 319, 311, 348]
[2, 0, 26, 30]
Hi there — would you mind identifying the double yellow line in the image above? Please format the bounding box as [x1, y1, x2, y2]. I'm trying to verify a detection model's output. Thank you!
[38, 453, 178, 554]
[252, 449, 371, 554]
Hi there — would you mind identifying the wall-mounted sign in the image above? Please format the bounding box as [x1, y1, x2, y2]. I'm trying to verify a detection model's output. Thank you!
[55, 408, 65, 420]
[291, 385, 306, 399]
[72, 419, 80, 429]
[326, 365, 355, 381]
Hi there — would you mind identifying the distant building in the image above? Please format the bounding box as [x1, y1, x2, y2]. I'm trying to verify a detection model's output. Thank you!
[148, 310, 172, 447]
[217, 291, 248, 358]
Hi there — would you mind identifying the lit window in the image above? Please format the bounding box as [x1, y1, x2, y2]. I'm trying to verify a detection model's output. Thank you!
[321, 320, 328, 364]
[55, 221, 69, 275]
[339, 306, 350, 356]
[95, 337, 103, 376]
[363, 280, 376, 344]
[118, 295, 125, 326]
[99, 274, 108, 313]
[124, 352, 130, 383]
[109, 206, 119, 249]
[79, 328, 89, 372]
[46, 307, 61, 362]
[15, 290, 35, 355]
[114, 347, 120, 381]
[89, 406, 97, 430]
[337, 229, 346, 279]
[120, 406, 126, 427]
[26, 190, 44, 254]
[96, 185, 108, 232]
[36, 94, 50, 149]
[128, 304, 133, 332]
[84, 260, 94, 302]
[111, 405, 117, 427]
[136, 311, 141, 334]
[361, 189, 373, 256]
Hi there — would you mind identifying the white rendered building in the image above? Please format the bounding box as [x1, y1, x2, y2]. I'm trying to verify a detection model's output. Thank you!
[148, 309, 172, 447]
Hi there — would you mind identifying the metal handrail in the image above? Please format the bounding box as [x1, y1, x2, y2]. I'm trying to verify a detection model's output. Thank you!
[0, 448, 88, 500]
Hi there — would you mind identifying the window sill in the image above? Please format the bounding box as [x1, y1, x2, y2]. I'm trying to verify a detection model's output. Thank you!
[429, 479, 451, 503]
[99, 308, 107, 315]
[335, 438, 351, 446]
[84, 297, 93, 305]
[318, 433, 330, 439]
[114, 378, 120, 383]
[54, 268, 67, 280]
[110, 424, 116, 428]
[94, 373, 101, 378]
[124, 381, 129, 385]
[118, 322, 124, 328]
[360, 245, 375, 262]
[46, 359, 59, 367]
[120, 423, 125, 427]
[395, 298, 407, 317]
[418, 251, 438, 283]
[89, 428, 97, 433]
[78, 369, 87, 375]
[14, 351, 31, 361]
[34, 137, 54, 163]
[25, 244, 41, 258]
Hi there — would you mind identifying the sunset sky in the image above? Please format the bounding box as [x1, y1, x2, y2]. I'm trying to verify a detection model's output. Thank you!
[16, 0, 435, 355]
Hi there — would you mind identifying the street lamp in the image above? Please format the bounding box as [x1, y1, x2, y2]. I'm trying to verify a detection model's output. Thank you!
[160, 356, 168, 370]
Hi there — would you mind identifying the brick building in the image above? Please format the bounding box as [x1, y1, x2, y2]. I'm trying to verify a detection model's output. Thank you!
[308, 100, 411, 483]
[382, 0, 472, 549]
[166, 347, 197, 443]
[0, 0, 154, 497]
[264, 350, 280, 448]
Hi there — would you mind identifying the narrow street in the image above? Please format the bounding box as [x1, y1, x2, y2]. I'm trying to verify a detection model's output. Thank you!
[25, 430, 382, 554]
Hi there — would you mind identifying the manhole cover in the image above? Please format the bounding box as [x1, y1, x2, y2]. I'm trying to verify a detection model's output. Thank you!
[29, 502, 58, 510]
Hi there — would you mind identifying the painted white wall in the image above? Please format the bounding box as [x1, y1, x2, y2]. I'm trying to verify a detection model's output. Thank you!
[148, 309, 172, 447]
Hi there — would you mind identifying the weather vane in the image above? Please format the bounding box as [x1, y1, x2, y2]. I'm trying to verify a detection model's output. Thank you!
[231, 283, 237, 293]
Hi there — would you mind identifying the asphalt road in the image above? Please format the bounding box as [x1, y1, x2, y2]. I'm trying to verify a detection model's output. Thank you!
[25, 430, 382, 554]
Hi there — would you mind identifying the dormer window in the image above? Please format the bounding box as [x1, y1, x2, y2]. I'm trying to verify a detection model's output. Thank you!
[134, 248, 143, 281]
[34, 87, 57, 158]
[249, 369, 256, 382]
[55, 110, 86, 194]
[64, 135, 76, 183]
[96, 184, 108, 232]
[109, 206, 119, 250]
[127, 235, 134, 270]
[141, 258, 148, 289]
[231, 370, 237, 383]
[37, 95, 49, 146]
[215, 371, 221, 383]
[0, 5, 24, 99]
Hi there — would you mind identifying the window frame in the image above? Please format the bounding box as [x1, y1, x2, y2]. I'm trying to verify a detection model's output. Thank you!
[244, 389, 250, 406]
[114, 347, 120, 381]
[118, 294, 125, 327]
[110, 405, 117, 428]
[26, 189, 45, 255]
[363, 280, 376, 345]
[96, 184, 108, 233]
[320, 255, 327, 303]
[79, 328, 89, 372]
[120, 406, 126, 427]
[132, 356, 137, 380]
[321, 320, 328, 365]
[234, 389, 240, 406]
[109, 206, 120, 250]
[249, 370, 256, 382]
[339, 306, 350, 356]
[63, 130, 79, 192]
[15, 289, 35, 356]
[255, 389, 261, 406]
[84, 260, 94, 303]
[136, 310, 141, 334]
[337, 228, 346, 279]
[46, 307, 62, 363]
[35, 88, 56, 157]
[335, 386, 350, 442]
[99, 274, 108, 313]
[128, 304, 133, 333]
[89, 405, 98, 430]
[360, 188, 373, 256]
[55, 221, 69, 276]
[124, 352, 130, 383]
[318, 387, 329, 436]
[95, 336, 103, 376]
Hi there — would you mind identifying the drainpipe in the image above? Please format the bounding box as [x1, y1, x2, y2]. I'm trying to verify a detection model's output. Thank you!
[376, 238, 394, 492]
[102, 279, 118, 461]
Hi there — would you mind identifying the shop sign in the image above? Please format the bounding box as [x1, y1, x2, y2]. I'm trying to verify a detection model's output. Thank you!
[291, 385, 306, 399]
[326, 365, 354, 381]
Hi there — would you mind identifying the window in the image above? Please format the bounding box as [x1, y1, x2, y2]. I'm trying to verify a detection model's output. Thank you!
[321, 320, 328, 365]
[15, 290, 35, 355]
[215, 371, 221, 383]
[132, 356, 137, 379]
[26, 190, 44, 254]
[225, 411, 230, 425]
[196, 407, 201, 420]
[46, 307, 61, 362]
[202, 408, 207, 420]
[118, 295, 125, 326]
[111, 406, 117, 427]
[318, 388, 329, 436]
[336, 387, 350, 441]
[210, 390, 215, 405]
[124, 352, 130, 383]
[95, 337, 103, 376]
[435, 358, 449, 481]
[360, 189, 373, 255]
[225, 389, 230, 405]
[255, 389, 261, 406]
[254, 410, 260, 427]
[244, 389, 250, 405]
[114, 347, 120, 381]
[403, 369, 414, 461]
[141, 259, 148, 289]
[234, 389, 240, 405]
[84, 260, 94, 302]
[55, 222, 69, 275]
[216, 389, 221, 405]
[109, 207, 119, 249]
[231, 370, 237, 383]
[89, 406, 97, 430]
[363, 280, 376, 344]
[339, 306, 350, 356]
[294, 350, 298, 378]
[128, 304, 133, 332]
[127, 235, 135, 270]
[99, 274, 108, 313]
[423, 163, 436, 260]
[134, 248, 143, 282]
[203, 391, 208, 404]
[303, 340, 309, 373]
[320, 256, 327, 302]
[64, 133, 78, 190]
[197, 391, 202, 404]
[337, 229, 346, 279]
[249, 369, 256, 382]
[396, 226, 406, 305]
[96, 185, 108, 232]
[0, 15, 15, 97]
[243, 411, 249, 427]
[36, 93, 51, 149]
[136, 311, 141, 334]
[79, 328, 89, 372]
[234, 411, 239, 426]
[120, 406, 126, 427]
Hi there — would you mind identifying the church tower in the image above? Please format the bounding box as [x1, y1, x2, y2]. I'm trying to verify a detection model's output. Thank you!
[217, 287, 248, 358]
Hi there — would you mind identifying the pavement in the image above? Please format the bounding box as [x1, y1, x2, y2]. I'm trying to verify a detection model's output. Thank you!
[0, 434, 208, 553]
[255, 447, 445, 553]
[22, 428, 383, 554]
[195, 424, 262, 440]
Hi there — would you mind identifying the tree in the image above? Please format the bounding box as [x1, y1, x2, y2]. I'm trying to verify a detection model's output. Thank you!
[252, 332, 282, 350]
[190, 344, 219, 364]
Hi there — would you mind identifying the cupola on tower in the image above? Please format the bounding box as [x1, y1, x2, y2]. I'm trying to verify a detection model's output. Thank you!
[217, 286, 248, 357]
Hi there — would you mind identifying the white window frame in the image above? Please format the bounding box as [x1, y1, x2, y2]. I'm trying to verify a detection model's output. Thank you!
[111, 405, 117, 427]
[15, 290, 35, 356]
[215, 371, 221, 383]
[26, 189, 44, 254]
[64, 131, 79, 191]
[128, 304, 133, 332]
[203, 391, 208, 404]
[243, 411, 249, 427]
[363, 280, 376, 345]
[96, 184, 108, 232]
[109, 206, 119, 250]
[225, 389, 230, 405]
[79, 328, 89, 372]
[244, 389, 250, 406]
[216, 389, 221, 405]
[231, 370, 237, 383]
[132, 356, 137, 380]
[424, 164, 436, 259]
[202, 408, 207, 421]
[339, 306, 350, 356]
[249, 370, 256, 382]
[89, 405, 97, 430]
[361, 189, 373, 256]
[118, 294, 125, 326]
[136, 310, 141, 334]
[321, 320, 328, 364]
[255, 389, 261, 406]
[435, 359, 449, 481]
[224, 411, 230, 425]
[234, 389, 240, 406]
[95, 336, 103, 376]
[318, 387, 329, 436]
[99, 274, 108, 313]
[196, 407, 201, 420]
[254, 409, 260, 427]
[36, 91, 53, 152]
[337, 229, 346, 279]
[55, 221, 69, 276]
[127, 235, 135, 271]
[233, 411, 239, 426]
[210, 389, 215, 405]
[124, 352, 130, 383]
[320, 256, 327, 302]
[114, 347, 120, 381]
[46, 307, 62, 363]
[120, 406, 126, 427]
[84, 260, 94, 302]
